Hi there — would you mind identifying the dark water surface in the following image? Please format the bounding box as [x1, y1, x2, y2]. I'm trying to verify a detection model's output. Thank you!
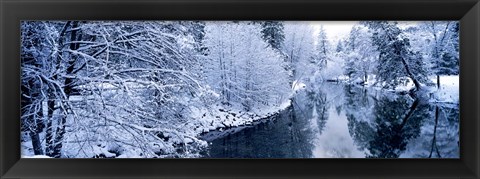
[203, 83, 459, 158]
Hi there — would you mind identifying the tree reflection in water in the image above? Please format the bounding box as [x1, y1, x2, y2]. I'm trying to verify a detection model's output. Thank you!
[204, 83, 459, 158]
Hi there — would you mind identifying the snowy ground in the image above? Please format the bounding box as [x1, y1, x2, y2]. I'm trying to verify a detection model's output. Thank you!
[343, 75, 459, 104]
[430, 76, 459, 103]
[190, 100, 292, 134]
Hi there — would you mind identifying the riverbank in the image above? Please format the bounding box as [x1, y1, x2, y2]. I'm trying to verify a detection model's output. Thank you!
[198, 108, 286, 142]
[194, 82, 306, 141]
[192, 100, 293, 137]
[339, 75, 459, 104]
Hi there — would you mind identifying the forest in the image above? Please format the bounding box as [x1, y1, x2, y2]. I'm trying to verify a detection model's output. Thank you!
[21, 21, 459, 158]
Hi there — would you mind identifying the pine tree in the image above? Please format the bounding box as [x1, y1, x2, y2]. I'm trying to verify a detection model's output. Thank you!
[346, 26, 361, 51]
[315, 26, 329, 69]
[336, 40, 344, 53]
[260, 21, 285, 51]
[438, 22, 459, 75]
[365, 21, 428, 90]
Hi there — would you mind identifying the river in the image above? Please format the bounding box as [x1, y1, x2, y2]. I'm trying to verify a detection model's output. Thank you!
[201, 82, 459, 158]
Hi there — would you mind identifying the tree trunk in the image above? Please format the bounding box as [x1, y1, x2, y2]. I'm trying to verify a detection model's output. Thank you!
[22, 77, 46, 155]
[31, 101, 45, 155]
[395, 42, 422, 91]
[399, 57, 421, 90]
[46, 21, 72, 157]
[51, 116, 66, 158]
[380, 24, 422, 91]
[30, 131, 43, 155]
[51, 21, 81, 158]
[437, 75, 440, 89]
[45, 95, 55, 156]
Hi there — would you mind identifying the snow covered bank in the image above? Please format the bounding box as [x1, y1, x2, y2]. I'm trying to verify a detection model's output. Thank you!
[338, 75, 459, 104]
[192, 99, 293, 136]
[430, 75, 459, 103]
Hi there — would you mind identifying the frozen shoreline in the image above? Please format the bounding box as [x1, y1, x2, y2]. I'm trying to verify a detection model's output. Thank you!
[192, 100, 293, 139]
[336, 75, 459, 104]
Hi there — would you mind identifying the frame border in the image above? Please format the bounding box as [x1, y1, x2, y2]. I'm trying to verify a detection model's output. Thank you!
[1, 0, 479, 178]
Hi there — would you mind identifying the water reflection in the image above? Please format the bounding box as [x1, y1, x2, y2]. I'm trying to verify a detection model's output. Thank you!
[206, 106, 315, 158]
[312, 105, 365, 158]
[204, 83, 459, 158]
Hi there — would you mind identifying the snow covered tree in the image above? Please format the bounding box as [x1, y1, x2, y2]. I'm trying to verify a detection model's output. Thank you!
[283, 22, 317, 83]
[260, 21, 285, 51]
[21, 20, 459, 159]
[346, 26, 361, 51]
[186, 21, 208, 54]
[204, 22, 290, 112]
[70, 21, 210, 157]
[20, 21, 85, 157]
[343, 27, 359, 80]
[428, 22, 459, 75]
[21, 21, 53, 155]
[415, 21, 459, 88]
[443, 22, 460, 75]
[364, 21, 428, 90]
[342, 25, 377, 84]
[335, 40, 345, 53]
[313, 26, 329, 71]
[21, 21, 212, 158]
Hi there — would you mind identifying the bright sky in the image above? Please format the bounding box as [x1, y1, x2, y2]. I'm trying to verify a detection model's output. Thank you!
[310, 21, 358, 42]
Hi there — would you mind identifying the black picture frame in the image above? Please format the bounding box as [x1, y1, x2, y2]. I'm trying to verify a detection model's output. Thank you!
[1, 0, 479, 178]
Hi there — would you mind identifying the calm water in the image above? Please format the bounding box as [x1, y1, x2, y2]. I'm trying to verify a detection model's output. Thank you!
[202, 83, 459, 158]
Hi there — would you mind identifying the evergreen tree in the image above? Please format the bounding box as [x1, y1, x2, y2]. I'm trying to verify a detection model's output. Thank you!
[438, 22, 459, 75]
[260, 21, 285, 51]
[346, 26, 361, 51]
[365, 21, 428, 90]
[420, 21, 459, 87]
[336, 40, 344, 53]
[187, 21, 208, 54]
[315, 26, 329, 69]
